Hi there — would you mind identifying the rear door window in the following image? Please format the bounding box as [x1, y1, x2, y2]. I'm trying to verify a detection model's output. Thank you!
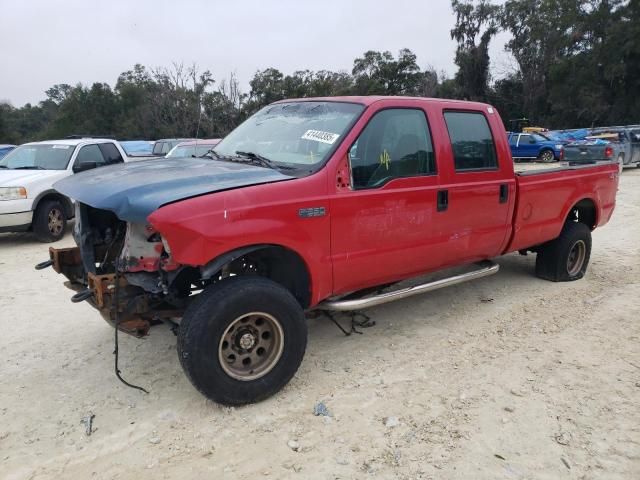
[444, 111, 498, 171]
[152, 142, 165, 155]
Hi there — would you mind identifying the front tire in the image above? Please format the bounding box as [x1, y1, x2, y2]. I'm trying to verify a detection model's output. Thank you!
[535, 222, 591, 282]
[178, 276, 307, 405]
[33, 200, 66, 242]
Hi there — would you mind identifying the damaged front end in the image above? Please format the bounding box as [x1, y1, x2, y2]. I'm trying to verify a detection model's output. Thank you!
[42, 203, 191, 337]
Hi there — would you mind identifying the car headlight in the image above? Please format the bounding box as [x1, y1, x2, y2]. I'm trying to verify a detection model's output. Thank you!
[0, 187, 27, 201]
[555, 145, 563, 150]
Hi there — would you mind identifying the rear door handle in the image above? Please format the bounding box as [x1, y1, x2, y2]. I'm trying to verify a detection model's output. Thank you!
[437, 189, 449, 212]
[499, 184, 508, 204]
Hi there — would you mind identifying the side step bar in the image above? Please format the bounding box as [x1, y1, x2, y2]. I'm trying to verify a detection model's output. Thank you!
[318, 260, 499, 311]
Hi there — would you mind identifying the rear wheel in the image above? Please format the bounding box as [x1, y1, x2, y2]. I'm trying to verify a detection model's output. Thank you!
[177, 276, 307, 405]
[537, 149, 556, 163]
[33, 200, 66, 242]
[535, 222, 591, 282]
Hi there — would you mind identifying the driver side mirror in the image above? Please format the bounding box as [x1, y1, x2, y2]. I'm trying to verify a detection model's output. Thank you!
[73, 161, 98, 173]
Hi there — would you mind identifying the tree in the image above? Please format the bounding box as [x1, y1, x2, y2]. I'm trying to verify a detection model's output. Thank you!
[450, 0, 502, 101]
[352, 49, 423, 95]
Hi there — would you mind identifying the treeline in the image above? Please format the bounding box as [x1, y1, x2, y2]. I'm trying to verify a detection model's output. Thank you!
[1, 0, 638, 144]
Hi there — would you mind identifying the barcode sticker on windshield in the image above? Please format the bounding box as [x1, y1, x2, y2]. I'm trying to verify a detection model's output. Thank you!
[52, 145, 70, 149]
[301, 130, 340, 145]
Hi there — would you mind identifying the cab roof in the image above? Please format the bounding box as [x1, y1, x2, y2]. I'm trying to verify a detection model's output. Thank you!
[272, 95, 493, 109]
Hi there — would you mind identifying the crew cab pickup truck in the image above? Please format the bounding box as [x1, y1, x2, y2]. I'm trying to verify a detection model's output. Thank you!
[42, 97, 618, 405]
[0, 139, 127, 241]
[508, 131, 564, 162]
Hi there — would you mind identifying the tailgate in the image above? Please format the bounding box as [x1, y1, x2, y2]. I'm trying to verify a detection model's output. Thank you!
[506, 163, 618, 253]
[564, 144, 604, 162]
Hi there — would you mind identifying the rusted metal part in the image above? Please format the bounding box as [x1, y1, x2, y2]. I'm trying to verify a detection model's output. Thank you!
[49, 246, 82, 273]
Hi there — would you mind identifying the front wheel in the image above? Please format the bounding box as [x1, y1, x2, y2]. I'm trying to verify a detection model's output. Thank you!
[177, 276, 307, 405]
[33, 200, 66, 242]
[537, 149, 556, 163]
[535, 222, 591, 282]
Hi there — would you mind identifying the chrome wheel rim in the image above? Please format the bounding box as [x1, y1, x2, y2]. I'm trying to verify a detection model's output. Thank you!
[48, 208, 64, 236]
[542, 151, 554, 163]
[567, 240, 586, 276]
[218, 312, 284, 381]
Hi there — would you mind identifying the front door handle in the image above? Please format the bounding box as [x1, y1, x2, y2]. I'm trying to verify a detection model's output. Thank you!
[499, 184, 508, 204]
[437, 189, 449, 212]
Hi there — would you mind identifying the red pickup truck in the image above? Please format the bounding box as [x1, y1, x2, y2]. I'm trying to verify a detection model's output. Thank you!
[44, 96, 618, 405]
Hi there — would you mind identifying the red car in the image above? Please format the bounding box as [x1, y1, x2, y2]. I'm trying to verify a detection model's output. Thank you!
[45, 96, 618, 405]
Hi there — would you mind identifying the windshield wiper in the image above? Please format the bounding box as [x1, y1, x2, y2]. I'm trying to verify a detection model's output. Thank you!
[13, 166, 45, 170]
[201, 148, 223, 159]
[234, 151, 295, 170]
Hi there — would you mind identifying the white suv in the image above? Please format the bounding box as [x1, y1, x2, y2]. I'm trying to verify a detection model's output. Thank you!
[0, 138, 128, 242]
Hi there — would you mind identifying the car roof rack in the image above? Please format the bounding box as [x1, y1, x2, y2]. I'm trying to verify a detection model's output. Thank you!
[64, 134, 116, 140]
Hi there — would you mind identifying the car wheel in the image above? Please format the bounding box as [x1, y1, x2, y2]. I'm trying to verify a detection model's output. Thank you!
[535, 222, 591, 282]
[178, 276, 307, 405]
[33, 200, 66, 242]
[537, 149, 556, 163]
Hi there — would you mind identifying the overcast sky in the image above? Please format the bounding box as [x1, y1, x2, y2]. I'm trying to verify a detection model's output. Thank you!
[0, 0, 511, 107]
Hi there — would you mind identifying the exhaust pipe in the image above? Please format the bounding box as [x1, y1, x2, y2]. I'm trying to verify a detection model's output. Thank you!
[318, 260, 499, 311]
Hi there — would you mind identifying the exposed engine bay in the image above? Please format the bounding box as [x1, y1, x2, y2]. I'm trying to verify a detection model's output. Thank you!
[46, 203, 274, 337]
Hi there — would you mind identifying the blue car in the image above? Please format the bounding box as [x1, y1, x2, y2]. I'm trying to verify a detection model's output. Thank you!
[0, 144, 16, 159]
[507, 132, 564, 163]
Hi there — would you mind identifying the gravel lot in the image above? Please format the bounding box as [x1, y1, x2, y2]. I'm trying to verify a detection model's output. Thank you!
[1, 167, 639, 480]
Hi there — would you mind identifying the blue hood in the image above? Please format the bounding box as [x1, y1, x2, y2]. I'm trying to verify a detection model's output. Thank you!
[54, 157, 294, 222]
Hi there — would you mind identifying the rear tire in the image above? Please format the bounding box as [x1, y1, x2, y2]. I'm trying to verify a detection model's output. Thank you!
[535, 222, 591, 282]
[33, 200, 66, 242]
[537, 149, 556, 163]
[177, 276, 307, 405]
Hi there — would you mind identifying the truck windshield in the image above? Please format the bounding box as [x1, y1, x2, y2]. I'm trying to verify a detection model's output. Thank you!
[214, 101, 364, 169]
[0, 144, 75, 170]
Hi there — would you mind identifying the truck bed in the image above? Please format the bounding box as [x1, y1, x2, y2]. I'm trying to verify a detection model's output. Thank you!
[506, 161, 618, 253]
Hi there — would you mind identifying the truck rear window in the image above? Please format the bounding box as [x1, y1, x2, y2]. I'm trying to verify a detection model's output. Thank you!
[444, 111, 497, 171]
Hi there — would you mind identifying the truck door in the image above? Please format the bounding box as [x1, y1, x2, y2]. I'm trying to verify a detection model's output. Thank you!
[330, 106, 443, 294]
[436, 109, 514, 264]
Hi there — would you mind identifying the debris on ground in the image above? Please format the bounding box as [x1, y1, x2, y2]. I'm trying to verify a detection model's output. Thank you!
[384, 416, 400, 428]
[554, 431, 572, 446]
[80, 413, 95, 436]
[287, 439, 300, 452]
[313, 401, 330, 417]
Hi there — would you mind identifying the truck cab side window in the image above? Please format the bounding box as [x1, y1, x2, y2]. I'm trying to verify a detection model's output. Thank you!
[98, 143, 123, 164]
[348, 108, 435, 189]
[444, 111, 498, 171]
[75, 144, 106, 166]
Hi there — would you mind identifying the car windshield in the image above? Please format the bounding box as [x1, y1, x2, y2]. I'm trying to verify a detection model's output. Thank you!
[0, 144, 75, 170]
[167, 144, 217, 158]
[214, 101, 365, 168]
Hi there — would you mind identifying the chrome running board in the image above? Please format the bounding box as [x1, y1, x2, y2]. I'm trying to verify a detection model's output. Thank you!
[318, 260, 499, 311]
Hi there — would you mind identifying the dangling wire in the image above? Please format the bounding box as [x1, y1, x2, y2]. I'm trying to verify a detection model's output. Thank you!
[113, 267, 149, 394]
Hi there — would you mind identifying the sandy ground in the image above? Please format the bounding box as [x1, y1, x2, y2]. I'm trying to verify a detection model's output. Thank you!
[1, 168, 639, 480]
